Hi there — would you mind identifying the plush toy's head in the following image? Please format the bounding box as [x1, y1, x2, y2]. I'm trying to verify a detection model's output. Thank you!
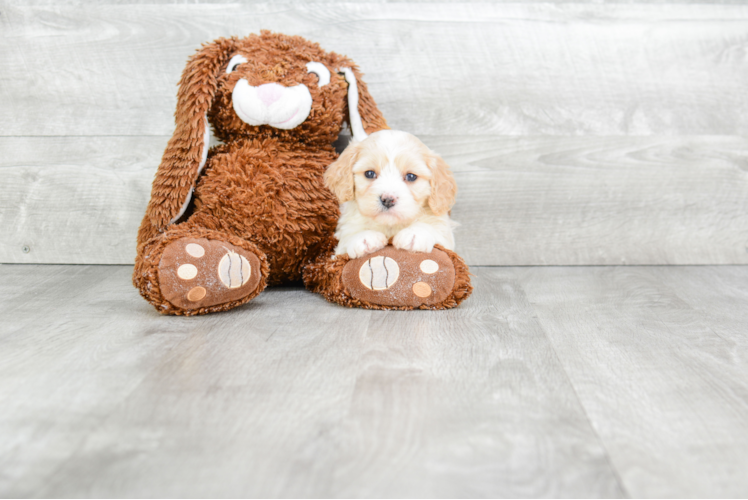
[139, 32, 388, 239]
[173, 31, 387, 148]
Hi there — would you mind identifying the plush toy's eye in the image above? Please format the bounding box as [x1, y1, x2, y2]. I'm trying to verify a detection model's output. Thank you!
[226, 55, 248, 74]
[305, 61, 331, 87]
[405, 173, 418, 182]
[364, 170, 377, 179]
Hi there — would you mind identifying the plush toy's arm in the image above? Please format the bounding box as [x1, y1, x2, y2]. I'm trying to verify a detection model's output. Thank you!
[136, 119, 209, 250]
[136, 38, 236, 250]
[143, 115, 209, 229]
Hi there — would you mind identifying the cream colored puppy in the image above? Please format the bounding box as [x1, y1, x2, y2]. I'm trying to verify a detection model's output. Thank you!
[324, 130, 458, 259]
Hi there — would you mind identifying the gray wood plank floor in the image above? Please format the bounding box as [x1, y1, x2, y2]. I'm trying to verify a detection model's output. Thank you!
[1, 264, 747, 497]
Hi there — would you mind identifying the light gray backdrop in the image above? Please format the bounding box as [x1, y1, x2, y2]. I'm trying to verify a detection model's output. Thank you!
[2, 1, 747, 265]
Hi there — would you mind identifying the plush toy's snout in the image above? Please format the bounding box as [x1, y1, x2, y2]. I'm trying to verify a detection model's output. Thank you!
[257, 84, 284, 106]
[232, 80, 313, 129]
[226, 57, 336, 131]
[228, 60, 370, 139]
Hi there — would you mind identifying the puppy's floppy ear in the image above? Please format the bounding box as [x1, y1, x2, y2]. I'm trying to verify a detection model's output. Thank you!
[428, 153, 458, 216]
[324, 141, 360, 203]
[137, 37, 237, 246]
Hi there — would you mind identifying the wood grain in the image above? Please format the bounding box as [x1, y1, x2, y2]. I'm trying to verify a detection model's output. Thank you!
[649, 265, 748, 350]
[443, 135, 748, 266]
[3, 264, 748, 496]
[3, 3, 748, 136]
[327, 269, 620, 498]
[516, 265, 748, 497]
[2, 135, 746, 265]
[0, 265, 624, 498]
[9, 0, 748, 4]
[0, 136, 162, 264]
[0, 265, 191, 496]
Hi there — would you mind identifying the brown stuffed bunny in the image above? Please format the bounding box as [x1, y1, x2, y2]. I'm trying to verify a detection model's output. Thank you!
[133, 31, 471, 315]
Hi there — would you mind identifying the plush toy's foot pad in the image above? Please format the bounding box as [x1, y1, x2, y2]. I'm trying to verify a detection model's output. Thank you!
[158, 237, 262, 310]
[342, 246, 455, 308]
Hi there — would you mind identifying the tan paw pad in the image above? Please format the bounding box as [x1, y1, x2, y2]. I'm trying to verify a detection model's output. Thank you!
[187, 286, 207, 302]
[218, 252, 251, 288]
[412, 282, 432, 297]
[177, 264, 198, 280]
[359, 255, 400, 290]
[185, 243, 205, 258]
[419, 259, 439, 274]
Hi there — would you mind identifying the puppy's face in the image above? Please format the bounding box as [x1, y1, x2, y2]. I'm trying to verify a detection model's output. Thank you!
[351, 135, 432, 225]
[325, 130, 457, 225]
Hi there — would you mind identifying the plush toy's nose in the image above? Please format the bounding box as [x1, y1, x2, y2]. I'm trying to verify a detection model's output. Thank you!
[257, 83, 284, 107]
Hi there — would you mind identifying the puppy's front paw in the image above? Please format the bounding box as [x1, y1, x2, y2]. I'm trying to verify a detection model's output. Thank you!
[393, 227, 437, 253]
[346, 230, 388, 259]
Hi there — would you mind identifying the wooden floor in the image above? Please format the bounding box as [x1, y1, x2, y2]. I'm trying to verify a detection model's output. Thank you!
[1, 264, 747, 497]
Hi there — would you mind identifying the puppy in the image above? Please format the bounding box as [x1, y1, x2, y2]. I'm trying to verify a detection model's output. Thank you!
[324, 130, 458, 259]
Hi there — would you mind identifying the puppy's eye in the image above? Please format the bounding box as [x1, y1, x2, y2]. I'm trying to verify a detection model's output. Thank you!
[405, 173, 418, 182]
[364, 170, 377, 179]
[226, 55, 248, 74]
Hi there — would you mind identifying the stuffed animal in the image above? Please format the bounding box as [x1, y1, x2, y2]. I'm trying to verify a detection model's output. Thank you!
[133, 31, 472, 315]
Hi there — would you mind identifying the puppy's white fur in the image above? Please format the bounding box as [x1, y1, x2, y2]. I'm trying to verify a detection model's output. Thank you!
[324, 130, 458, 259]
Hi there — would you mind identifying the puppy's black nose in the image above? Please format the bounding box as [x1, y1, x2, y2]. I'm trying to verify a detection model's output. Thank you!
[380, 195, 397, 209]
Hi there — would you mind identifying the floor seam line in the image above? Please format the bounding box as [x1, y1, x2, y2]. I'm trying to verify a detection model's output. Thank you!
[518, 274, 633, 498]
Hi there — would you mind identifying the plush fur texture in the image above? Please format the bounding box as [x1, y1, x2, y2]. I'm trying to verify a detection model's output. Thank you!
[133, 31, 471, 314]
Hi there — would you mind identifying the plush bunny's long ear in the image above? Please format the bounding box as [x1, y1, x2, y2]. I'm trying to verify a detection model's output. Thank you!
[137, 37, 236, 245]
[338, 65, 388, 141]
